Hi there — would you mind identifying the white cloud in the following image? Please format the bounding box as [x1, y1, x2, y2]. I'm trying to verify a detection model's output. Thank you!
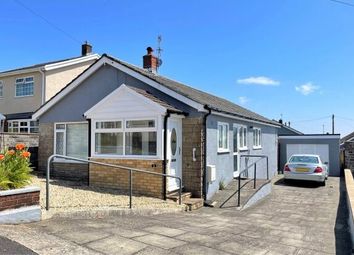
[238, 96, 249, 105]
[295, 82, 320, 96]
[237, 76, 280, 86]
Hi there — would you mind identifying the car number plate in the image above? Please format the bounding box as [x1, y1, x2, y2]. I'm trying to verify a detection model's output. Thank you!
[296, 168, 309, 172]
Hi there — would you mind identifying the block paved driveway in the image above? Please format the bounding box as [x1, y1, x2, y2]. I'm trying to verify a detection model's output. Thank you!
[1, 176, 352, 255]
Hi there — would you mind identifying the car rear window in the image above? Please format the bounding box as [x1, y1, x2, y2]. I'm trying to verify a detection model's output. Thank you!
[289, 156, 319, 164]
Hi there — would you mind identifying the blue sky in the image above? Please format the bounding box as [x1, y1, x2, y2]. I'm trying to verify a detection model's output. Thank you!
[1, 0, 354, 136]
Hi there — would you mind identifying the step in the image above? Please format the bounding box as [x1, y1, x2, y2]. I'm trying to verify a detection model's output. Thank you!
[183, 198, 204, 211]
[167, 191, 192, 203]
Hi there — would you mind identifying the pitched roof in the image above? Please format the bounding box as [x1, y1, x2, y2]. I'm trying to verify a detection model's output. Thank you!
[128, 86, 183, 113]
[0, 54, 100, 75]
[279, 124, 303, 135]
[104, 55, 279, 126]
[341, 131, 354, 144]
[33, 54, 280, 126]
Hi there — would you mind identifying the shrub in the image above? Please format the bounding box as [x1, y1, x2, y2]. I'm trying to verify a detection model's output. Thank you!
[219, 179, 226, 190]
[0, 144, 33, 190]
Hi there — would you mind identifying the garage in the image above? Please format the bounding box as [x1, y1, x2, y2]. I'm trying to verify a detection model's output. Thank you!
[279, 134, 340, 176]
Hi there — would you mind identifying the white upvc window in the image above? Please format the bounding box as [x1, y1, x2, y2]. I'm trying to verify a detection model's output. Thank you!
[15, 77, 34, 97]
[253, 128, 262, 149]
[54, 122, 88, 160]
[0, 81, 3, 98]
[93, 118, 157, 157]
[217, 122, 229, 152]
[7, 120, 39, 133]
[239, 126, 248, 150]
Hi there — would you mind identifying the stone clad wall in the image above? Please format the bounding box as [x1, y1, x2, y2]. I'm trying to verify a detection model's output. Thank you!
[344, 142, 354, 171]
[0, 133, 39, 148]
[89, 158, 164, 198]
[182, 117, 204, 198]
[0, 132, 39, 170]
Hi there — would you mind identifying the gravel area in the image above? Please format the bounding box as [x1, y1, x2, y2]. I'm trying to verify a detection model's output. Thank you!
[30, 177, 180, 211]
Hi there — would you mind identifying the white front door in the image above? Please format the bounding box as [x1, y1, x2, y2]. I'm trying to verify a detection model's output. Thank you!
[233, 125, 240, 177]
[167, 118, 182, 192]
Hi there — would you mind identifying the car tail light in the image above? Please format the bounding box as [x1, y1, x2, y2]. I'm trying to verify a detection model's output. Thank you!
[314, 167, 323, 173]
[284, 165, 290, 172]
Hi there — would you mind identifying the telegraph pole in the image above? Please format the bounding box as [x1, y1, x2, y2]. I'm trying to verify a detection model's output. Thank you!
[332, 114, 335, 134]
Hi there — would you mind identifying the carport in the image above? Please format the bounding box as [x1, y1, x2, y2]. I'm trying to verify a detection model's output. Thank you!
[278, 134, 340, 176]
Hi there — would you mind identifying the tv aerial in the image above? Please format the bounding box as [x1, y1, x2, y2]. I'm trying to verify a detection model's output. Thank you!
[156, 35, 163, 71]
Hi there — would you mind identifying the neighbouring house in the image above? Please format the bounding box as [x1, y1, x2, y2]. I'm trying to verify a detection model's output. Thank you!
[32, 48, 280, 200]
[0, 43, 99, 133]
[340, 131, 354, 171]
[277, 119, 303, 135]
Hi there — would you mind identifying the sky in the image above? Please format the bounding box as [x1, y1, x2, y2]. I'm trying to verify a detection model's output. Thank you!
[1, 0, 354, 136]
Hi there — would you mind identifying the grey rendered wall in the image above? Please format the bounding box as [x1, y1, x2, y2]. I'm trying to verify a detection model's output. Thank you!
[39, 64, 199, 123]
[278, 136, 340, 176]
[205, 114, 278, 200]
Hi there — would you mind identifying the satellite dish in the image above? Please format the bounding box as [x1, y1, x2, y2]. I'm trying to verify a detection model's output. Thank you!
[157, 58, 163, 67]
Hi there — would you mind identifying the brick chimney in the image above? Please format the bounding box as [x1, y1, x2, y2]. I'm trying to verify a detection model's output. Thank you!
[143, 47, 158, 73]
[82, 41, 92, 56]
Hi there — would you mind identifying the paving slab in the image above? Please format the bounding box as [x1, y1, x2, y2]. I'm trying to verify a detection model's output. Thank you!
[133, 233, 186, 249]
[86, 235, 147, 255]
[143, 226, 186, 237]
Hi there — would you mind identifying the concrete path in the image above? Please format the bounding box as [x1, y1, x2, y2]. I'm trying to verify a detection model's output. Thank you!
[0, 176, 351, 255]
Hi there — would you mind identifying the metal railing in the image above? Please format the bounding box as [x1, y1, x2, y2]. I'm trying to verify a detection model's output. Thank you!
[46, 154, 182, 211]
[236, 155, 269, 207]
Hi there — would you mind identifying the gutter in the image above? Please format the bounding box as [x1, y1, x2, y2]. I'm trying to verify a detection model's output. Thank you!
[202, 105, 212, 200]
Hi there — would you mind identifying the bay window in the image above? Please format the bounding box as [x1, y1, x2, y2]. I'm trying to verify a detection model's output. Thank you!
[93, 119, 157, 157]
[218, 122, 229, 152]
[55, 123, 88, 159]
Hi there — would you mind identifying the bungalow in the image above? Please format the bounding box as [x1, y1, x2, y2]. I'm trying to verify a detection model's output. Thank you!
[32, 48, 280, 200]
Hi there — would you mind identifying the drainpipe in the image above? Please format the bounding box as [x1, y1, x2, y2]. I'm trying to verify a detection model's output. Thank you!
[202, 105, 212, 200]
[163, 110, 171, 200]
[39, 68, 46, 105]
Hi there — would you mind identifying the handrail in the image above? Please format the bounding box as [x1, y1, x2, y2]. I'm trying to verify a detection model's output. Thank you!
[236, 155, 268, 207]
[46, 154, 182, 211]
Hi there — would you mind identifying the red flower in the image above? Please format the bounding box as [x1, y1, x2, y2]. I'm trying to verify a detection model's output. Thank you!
[0, 154, 4, 161]
[16, 144, 25, 151]
[21, 151, 31, 158]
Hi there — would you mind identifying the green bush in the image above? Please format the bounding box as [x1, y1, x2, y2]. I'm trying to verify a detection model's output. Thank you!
[0, 144, 33, 190]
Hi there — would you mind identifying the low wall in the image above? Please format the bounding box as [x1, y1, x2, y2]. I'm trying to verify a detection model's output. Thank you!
[344, 169, 354, 249]
[0, 186, 41, 224]
[89, 158, 164, 198]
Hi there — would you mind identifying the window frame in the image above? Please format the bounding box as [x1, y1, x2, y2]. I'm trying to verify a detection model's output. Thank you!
[238, 125, 248, 151]
[91, 117, 159, 159]
[7, 119, 38, 134]
[15, 76, 34, 98]
[217, 122, 229, 153]
[253, 128, 262, 149]
[54, 122, 89, 163]
[0, 81, 3, 98]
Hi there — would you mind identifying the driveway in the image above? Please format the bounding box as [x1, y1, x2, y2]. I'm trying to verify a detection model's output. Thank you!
[1, 176, 351, 255]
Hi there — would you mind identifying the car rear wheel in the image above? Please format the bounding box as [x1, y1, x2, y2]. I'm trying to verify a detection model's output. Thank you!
[320, 180, 326, 186]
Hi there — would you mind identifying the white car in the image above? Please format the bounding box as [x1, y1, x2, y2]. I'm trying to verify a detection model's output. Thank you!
[284, 154, 329, 186]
